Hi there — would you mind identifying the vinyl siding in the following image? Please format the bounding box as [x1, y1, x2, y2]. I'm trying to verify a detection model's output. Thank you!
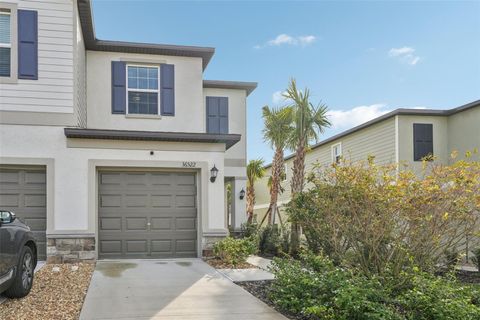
[397, 115, 449, 173]
[73, 0, 86, 127]
[447, 106, 480, 162]
[254, 117, 396, 219]
[0, 0, 74, 114]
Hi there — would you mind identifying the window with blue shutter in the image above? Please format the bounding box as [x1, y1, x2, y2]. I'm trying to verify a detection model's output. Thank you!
[0, 9, 12, 77]
[413, 123, 433, 161]
[206, 97, 228, 134]
[18, 9, 37, 80]
[161, 64, 175, 116]
[111, 61, 126, 114]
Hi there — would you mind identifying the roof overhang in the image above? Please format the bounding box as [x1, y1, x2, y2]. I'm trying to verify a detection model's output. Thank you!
[203, 80, 258, 96]
[64, 128, 241, 149]
[77, 0, 215, 70]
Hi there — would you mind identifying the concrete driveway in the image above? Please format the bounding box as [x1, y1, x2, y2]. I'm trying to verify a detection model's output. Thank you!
[80, 259, 286, 320]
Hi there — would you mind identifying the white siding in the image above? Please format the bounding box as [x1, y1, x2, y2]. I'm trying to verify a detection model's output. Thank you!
[0, 0, 74, 114]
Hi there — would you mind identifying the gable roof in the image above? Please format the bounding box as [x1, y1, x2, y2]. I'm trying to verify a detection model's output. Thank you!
[77, 0, 215, 70]
[264, 99, 480, 168]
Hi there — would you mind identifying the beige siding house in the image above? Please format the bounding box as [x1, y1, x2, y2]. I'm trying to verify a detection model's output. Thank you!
[254, 100, 480, 222]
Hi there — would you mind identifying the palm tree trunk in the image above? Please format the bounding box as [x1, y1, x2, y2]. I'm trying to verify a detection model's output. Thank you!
[290, 138, 306, 255]
[267, 147, 284, 225]
[246, 184, 255, 223]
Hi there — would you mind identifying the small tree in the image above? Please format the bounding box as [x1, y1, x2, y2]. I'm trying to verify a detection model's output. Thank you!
[261, 105, 293, 225]
[246, 159, 266, 224]
[288, 156, 480, 277]
[284, 79, 331, 255]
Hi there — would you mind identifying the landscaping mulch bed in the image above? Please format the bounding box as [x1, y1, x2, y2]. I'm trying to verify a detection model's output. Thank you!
[0, 263, 95, 320]
[236, 280, 309, 320]
[456, 269, 480, 284]
[204, 258, 257, 269]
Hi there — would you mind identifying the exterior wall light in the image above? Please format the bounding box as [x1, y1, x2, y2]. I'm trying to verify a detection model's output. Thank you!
[210, 165, 219, 183]
[239, 188, 245, 200]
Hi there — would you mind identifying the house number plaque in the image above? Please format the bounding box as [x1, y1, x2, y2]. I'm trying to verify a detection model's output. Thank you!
[182, 161, 196, 168]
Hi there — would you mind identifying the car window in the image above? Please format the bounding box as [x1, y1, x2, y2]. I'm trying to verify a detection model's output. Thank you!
[0, 211, 10, 222]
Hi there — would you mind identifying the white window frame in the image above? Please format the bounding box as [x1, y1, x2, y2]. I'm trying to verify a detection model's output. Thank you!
[282, 163, 288, 182]
[125, 64, 160, 116]
[0, 3, 17, 83]
[331, 142, 342, 164]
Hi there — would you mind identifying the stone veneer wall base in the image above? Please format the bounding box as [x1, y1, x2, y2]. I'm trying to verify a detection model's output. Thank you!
[46, 237, 95, 264]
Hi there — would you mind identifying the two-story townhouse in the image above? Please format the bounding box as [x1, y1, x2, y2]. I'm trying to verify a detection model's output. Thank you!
[254, 100, 480, 224]
[0, 0, 256, 262]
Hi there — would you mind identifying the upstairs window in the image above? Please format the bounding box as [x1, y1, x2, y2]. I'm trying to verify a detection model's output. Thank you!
[332, 143, 342, 163]
[0, 8, 11, 77]
[413, 123, 433, 161]
[127, 65, 159, 115]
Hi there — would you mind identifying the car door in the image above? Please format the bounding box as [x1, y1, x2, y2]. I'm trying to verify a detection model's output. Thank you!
[0, 211, 17, 276]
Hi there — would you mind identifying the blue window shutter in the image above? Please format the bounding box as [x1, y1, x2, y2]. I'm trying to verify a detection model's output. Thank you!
[18, 10, 38, 80]
[219, 97, 229, 134]
[161, 64, 175, 116]
[206, 97, 229, 134]
[111, 61, 126, 114]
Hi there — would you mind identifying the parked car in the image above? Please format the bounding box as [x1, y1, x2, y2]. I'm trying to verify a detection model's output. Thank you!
[0, 210, 37, 298]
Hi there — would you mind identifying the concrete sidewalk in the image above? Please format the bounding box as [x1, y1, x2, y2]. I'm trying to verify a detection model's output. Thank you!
[80, 259, 286, 320]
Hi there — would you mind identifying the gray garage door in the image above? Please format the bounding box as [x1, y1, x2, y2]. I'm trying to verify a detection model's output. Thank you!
[98, 171, 198, 259]
[0, 168, 47, 260]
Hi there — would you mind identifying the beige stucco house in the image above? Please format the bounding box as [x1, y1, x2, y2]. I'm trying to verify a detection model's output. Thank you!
[0, 0, 256, 262]
[254, 100, 480, 223]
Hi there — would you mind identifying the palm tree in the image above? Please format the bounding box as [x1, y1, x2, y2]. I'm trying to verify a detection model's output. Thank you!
[261, 105, 294, 225]
[246, 159, 266, 224]
[284, 78, 331, 254]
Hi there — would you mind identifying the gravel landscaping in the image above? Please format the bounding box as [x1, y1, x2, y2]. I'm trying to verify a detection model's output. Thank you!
[0, 263, 94, 320]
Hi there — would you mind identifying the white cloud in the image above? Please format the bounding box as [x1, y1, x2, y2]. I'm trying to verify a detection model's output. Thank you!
[388, 46, 421, 65]
[327, 104, 391, 130]
[255, 34, 317, 49]
[272, 91, 286, 104]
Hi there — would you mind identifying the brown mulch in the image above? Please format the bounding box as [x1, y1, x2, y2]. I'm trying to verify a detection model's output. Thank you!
[204, 258, 257, 269]
[0, 263, 95, 320]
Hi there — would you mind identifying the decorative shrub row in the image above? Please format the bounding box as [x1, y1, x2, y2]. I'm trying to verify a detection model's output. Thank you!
[269, 254, 480, 320]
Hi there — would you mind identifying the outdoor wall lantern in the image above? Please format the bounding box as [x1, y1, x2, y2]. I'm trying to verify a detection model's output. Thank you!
[210, 165, 219, 183]
[239, 188, 245, 200]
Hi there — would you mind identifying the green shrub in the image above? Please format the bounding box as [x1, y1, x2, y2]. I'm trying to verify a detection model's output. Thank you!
[269, 254, 400, 319]
[471, 247, 480, 272]
[268, 253, 480, 320]
[213, 236, 256, 266]
[240, 222, 259, 238]
[444, 249, 461, 271]
[258, 224, 290, 256]
[287, 157, 480, 277]
[398, 271, 480, 320]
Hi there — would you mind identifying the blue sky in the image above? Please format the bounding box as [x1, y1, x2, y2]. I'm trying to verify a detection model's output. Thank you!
[91, 0, 480, 162]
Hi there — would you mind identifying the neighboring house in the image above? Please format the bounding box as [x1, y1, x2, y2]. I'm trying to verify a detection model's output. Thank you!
[0, 0, 256, 262]
[254, 100, 480, 222]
